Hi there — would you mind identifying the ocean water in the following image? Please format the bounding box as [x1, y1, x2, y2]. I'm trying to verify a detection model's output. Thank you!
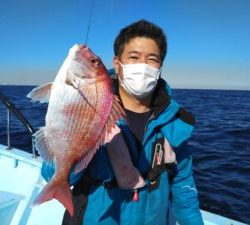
[0, 85, 249, 224]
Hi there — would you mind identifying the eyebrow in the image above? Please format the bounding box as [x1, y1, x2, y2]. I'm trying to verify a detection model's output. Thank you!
[127, 51, 140, 55]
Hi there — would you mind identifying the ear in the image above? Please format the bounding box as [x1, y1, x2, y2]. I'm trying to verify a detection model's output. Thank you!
[113, 56, 120, 75]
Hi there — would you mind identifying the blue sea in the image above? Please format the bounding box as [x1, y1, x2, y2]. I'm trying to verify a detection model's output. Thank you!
[0, 85, 249, 224]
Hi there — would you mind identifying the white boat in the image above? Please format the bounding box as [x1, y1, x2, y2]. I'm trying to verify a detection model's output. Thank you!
[0, 91, 247, 225]
[0, 144, 247, 225]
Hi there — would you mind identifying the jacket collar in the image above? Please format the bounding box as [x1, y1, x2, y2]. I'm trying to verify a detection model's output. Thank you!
[113, 77, 171, 120]
[150, 78, 171, 120]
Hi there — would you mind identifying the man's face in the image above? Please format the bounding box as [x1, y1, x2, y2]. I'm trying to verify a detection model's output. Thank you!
[113, 37, 161, 79]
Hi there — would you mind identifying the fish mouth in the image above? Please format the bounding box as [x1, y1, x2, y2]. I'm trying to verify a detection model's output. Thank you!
[80, 44, 88, 49]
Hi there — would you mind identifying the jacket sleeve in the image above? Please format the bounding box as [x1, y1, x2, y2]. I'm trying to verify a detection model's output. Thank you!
[170, 142, 204, 225]
[41, 162, 85, 186]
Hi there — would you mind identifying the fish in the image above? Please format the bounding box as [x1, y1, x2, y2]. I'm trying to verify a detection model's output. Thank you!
[27, 44, 125, 217]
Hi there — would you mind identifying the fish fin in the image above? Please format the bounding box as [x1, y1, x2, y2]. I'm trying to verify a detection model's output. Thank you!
[73, 149, 96, 173]
[34, 128, 54, 166]
[32, 179, 74, 217]
[104, 95, 125, 136]
[27, 82, 53, 103]
[111, 95, 125, 121]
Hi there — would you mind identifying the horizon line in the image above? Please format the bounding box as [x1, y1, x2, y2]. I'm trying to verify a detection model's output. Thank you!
[0, 83, 249, 92]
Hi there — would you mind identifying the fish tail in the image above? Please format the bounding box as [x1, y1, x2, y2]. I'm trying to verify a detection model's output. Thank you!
[32, 179, 74, 217]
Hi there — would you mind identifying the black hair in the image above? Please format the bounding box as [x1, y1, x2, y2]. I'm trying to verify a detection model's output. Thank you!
[114, 19, 167, 63]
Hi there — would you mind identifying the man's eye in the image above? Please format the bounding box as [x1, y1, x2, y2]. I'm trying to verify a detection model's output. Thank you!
[149, 58, 159, 62]
[129, 56, 138, 59]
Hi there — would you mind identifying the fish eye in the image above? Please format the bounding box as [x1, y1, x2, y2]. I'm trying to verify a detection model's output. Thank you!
[90, 57, 100, 66]
[90, 58, 97, 63]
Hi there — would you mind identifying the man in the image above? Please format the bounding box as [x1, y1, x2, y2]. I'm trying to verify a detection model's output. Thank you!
[42, 19, 204, 225]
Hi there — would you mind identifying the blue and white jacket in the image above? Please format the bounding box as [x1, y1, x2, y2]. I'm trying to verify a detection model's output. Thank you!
[42, 78, 204, 225]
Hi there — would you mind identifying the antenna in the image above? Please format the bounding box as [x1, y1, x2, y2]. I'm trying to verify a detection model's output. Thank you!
[85, 0, 95, 45]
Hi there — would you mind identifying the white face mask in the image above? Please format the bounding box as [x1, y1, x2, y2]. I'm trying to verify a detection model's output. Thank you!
[119, 63, 161, 99]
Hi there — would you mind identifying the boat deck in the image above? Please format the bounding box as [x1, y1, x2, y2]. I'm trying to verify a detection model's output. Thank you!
[0, 144, 247, 225]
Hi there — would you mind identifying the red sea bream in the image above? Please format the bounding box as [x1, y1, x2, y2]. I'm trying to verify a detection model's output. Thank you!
[27, 44, 124, 216]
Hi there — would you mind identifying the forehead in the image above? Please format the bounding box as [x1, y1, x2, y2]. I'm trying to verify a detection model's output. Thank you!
[122, 37, 160, 56]
[78, 47, 95, 59]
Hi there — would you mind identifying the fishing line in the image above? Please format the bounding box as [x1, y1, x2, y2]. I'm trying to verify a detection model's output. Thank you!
[85, 0, 95, 45]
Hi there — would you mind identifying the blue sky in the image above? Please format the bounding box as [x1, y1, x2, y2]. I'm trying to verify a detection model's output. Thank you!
[0, 0, 249, 90]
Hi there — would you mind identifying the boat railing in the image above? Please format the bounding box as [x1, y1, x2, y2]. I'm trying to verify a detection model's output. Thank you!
[0, 89, 38, 158]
